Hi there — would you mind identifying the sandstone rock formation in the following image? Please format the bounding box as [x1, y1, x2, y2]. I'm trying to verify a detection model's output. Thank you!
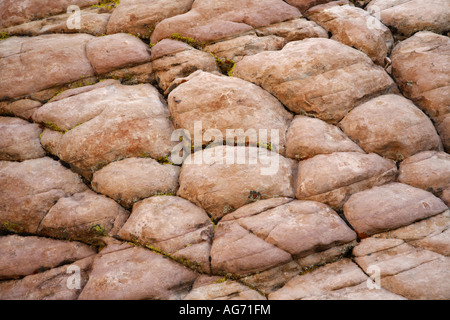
[233, 38, 397, 123]
[0, 0, 448, 301]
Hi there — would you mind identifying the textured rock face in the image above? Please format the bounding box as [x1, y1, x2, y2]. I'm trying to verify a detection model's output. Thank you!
[1, 0, 449, 301]
[343, 183, 448, 236]
[184, 275, 266, 300]
[339, 94, 442, 160]
[0, 235, 95, 280]
[233, 38, 397, 124]
[177, 146, 297, 219]
[34, 81, 176, 179]
[211, 199, 356, 279]
[150, 0, 302, 44]
[295, 152, 397, 209]
[168, 71, 293, 153]
[367, 0, 450, 39]
[91, 157, 180, 208]
[306, 2, 394, 65]
[0, 117, 45, 161]
[269, 258, 405, 300]
[37, 190, 129, 243]
[0, 157, 87, 233]
[106, 0, 195, 38]
[86, 33, 152, 74]
[286, 115, 363, 160]
[398, 151, 450, 197]
[353, 238, 450, 300]
[78, 246, 198, 300]
[390, 32, 450, 151]
[0, 0, 100, 28]
[151, 40, 220, 93]
[0, 34, 95, 100]
[118, 196, 213, 273]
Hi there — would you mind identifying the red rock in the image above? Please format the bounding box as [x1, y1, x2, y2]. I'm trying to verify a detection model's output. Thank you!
[78, 246, 198, 300]
[286, 115, 363, 160]
[150, 0, 301, 44]
[167, 71, 293, 153]
[0, 34, 95, 100]
[233, 38, 397, 124]
[305, 2, 394, 65]
[177, 146, 297, 219]
[118, 196, 213, 273]
[295, 152, 397, 209]
[343, 183, 448, 236]
[0, 157, 87, 234]
[92, 157, 180, 208]
[0, 117, 45, 161]
[37, 190, 129, 243]
[339, 94, 442, 161]
[86, 33, 152, 75]
[367, 0, 450, 39]
[0, 0, 100, 28]
[0, 235, 95, 280]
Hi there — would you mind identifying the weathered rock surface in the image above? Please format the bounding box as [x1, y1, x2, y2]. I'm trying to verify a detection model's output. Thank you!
[269, 258, 405, 300]
[390, 32, 450, 151]
[184, 275, 266, 300]
[0, 116, 45, 161]
[398, 151, 450, 197]
[106, 0, 194, 38]
[0, 8, 111, 37]
[366, 0, 450, 39]
[86, 33, 152, 75]
[373, 210, 450, 256]
[92, 157, 180, 208]
[343, 183, 449, 236]
[295, 152, 397, 209]
[339, 94, 442, 161]
[0, 157, 87, 233]
[168, 71, 293, 153]
[118, 196, 212, 273]
[286, 115, 363, 160]
[0, 0, 100, 28]
[150, 39, 220, 92]
[233, 38, 397, 124]
[0, 34, 95, 100]
[204, 33, 286, 63]
[211, 199, 356, 280]
[34, 81, 176, 179]
[0, 99, 42, 120]
[0, 235, 95, 280]
[78, 246, 198, 300]
[285, 0, 335, 13]
[0, 256, 94, 300]
[1, 0, 448, 301]
[37, 190, 129, 243]
[353, 237, 450, 300]
[306, 2, 394, 65]
[150, 0, 302, 44]
[254, 17, 328, 42]
[177, 146, 297, 219]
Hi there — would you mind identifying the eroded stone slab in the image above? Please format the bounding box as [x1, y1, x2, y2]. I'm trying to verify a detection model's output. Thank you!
[177, 146, 297, 219]
[0, 157, 87, 234]
[78, 246, 198, 300]
[0, 116, 45, 161]
[91, 157, 180, 208]
[339, 94, 442, 161]
[34, 81, 176, 179]
[118, 196, 213, 273]
[233, 38, 397, 124]
[343, 183, 448, 236]
[295, 152, 397, 209]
